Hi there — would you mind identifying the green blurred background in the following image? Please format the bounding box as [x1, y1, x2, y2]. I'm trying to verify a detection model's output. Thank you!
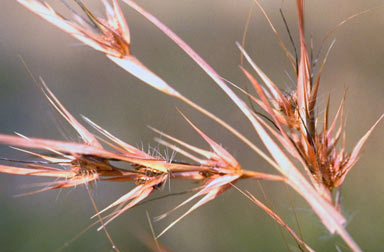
[1, 0, 384, 251]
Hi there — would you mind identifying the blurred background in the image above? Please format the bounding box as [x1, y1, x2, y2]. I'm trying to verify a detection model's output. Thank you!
[1, 0, 384, 251]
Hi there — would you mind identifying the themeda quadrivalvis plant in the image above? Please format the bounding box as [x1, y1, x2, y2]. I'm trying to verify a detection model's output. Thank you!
[1, 0, 383, 251]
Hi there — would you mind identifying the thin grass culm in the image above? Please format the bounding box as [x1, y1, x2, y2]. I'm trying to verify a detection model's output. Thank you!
[1, 0, 383, 251]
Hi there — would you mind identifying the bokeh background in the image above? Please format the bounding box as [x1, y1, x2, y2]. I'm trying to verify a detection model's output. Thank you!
[1, 0, 384, 251]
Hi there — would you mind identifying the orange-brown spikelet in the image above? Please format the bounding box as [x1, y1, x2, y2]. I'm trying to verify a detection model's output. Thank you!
[0, 79, 166, 194]
[18, 0, 130, 58]
[18, 0, 179, 97]
[0, 82, 131, 193]
[0, 80, 115, 193]
[150, 114, 242, 238]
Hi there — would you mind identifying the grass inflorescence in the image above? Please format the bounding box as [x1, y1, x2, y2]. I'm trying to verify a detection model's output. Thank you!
[1, 0, 383, 251]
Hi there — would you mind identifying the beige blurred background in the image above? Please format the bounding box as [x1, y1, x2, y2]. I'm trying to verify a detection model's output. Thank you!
[1, 0, 384, 251]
